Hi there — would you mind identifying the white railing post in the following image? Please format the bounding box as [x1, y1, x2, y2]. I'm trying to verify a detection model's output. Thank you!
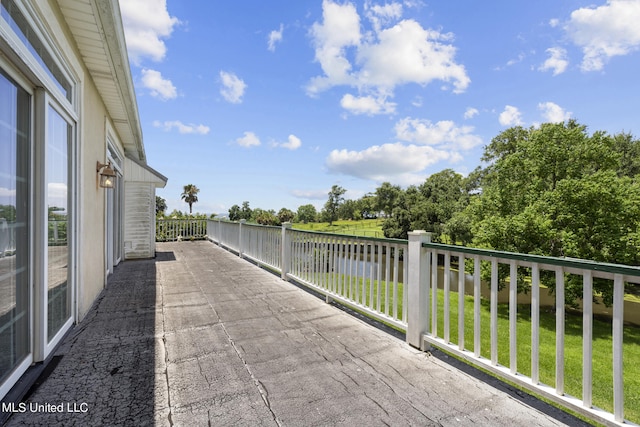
[239, 219, 246, 258]
[613, 273, 624, 422]
[407, 230, 430, 350]
[281, 222, 292, 281]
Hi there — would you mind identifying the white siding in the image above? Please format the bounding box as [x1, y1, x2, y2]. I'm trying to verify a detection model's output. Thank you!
[123, 157, 166, 259]
[124, 181, 154, 259]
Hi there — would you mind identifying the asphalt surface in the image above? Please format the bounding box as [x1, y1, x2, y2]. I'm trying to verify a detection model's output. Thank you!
[3, 241, 590, 426]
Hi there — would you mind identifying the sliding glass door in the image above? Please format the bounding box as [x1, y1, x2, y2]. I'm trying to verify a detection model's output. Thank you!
[46, 104, 71, 342]
[0, 69, 31, 391]
[1, 0, 77, 400]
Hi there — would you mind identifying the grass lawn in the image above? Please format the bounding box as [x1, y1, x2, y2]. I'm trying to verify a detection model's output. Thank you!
[293, 219, 385, 238]
[437, 290, 640, 424]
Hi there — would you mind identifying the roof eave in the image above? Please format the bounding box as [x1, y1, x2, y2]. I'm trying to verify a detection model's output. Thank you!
[58, 0, 145, 162]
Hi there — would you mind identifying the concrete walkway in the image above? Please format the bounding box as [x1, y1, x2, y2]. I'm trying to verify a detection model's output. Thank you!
[5, 241, 589, 426]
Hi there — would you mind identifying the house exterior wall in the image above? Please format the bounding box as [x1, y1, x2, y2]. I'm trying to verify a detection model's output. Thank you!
[31, 0, 131, 321]
[0, 0, 164, 402]
[78, 79, 111, 319]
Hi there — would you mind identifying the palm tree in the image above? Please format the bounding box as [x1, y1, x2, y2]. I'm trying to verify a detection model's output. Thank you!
[181, 184, 200, 214]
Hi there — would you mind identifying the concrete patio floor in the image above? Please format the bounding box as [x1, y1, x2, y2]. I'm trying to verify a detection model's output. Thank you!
[3, 241, 590, 426]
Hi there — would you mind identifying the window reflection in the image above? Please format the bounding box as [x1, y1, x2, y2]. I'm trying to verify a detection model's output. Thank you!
[0, 0, 72, 100]
[46, 105, 70, 341]
[0, 69, 30, 384]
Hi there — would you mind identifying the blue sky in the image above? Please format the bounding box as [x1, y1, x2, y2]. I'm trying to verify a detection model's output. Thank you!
[118, 0, 640, 215]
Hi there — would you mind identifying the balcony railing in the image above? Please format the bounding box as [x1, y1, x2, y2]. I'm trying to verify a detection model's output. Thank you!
[206, 219, 640, 426]
[0, 219, 15, 257]
[156, 218, 207, 242]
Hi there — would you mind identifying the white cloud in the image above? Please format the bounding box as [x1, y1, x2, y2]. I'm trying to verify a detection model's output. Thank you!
[274, 134, 302, 150]
[506, 52, 525, 67]
[538, 102, 572, 123]
[153, 120, 210, 134]
[394, 117, 482, 150]
[307, 0, 469, 113]
[499, 105, 523, 126]
[357, 20, 470, 93]
[268, 24, 284, 52]
[365, 1, 403, 32]
[141, 69, 177, 100]
[326, 142, 453, 184]
[307, 0, 362, 94]
[464, 107, 479, 119]
[119, 0, 180, 65]
[291, 189, 327, 200]
[340, 93, 396, 115]
[539, 47, 569, 75]
[235, 131, 261, 148]
[0, 187, 16, 197]
[549, 18, 560, 28]
[219, 71, 247, 104]
[565, 0, 640, 71]
[324, 115, 481, 184]
[47, 183, 67, 209]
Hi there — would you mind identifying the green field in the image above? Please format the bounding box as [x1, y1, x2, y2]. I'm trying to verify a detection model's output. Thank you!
[437, 290, 640, 424]
[293, 219, 385, 237]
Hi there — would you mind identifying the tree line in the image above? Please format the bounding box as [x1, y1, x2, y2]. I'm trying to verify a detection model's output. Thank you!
[155, 121, 639, 304]
[158, 120, 640, 265]
[386, 122, 640, 303]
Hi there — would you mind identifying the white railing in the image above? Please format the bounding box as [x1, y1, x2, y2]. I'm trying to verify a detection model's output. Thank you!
[205, 220, 640, 426]
[208, 219, 408, 328]
[207, 219, 240, 253]
[241, 222, 283, 271]
[156, 219, 207, 242]
[408, 231, 640, 427]
[285, 228, 408, 329]
[0, 219, 16, 257]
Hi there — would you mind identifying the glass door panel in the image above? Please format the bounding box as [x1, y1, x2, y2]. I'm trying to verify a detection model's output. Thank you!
[0, 69, 30, 385]
[46, 105, 70, 342]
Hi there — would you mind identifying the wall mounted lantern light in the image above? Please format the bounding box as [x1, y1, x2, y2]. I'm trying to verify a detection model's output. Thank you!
[96, 161, 116, 189]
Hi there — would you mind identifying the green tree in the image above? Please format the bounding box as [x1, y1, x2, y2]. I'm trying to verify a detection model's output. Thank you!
[382, 208, 412, 239]
[240, 201, 252, 220]
[324, 185, 346, 225]
[228, 204, 241, 221]
[443, 208, 474, 245]
[251, 208, 279, 225]
[375, 182, 401, 218]
[357, 193, 378, 219]
[612, 132, 640, 177]
[168, 209, 185, 218]
[380, 171, 470, 241]
[277, 208, 295, 224]
[338, 199, 359, 220]
[381, 187, 415, 239]
[471, 121, 640, 305]
[156, 196, 167, 217]
[412, 169, 467, 238]
[181, 184, 200, 214]
[0, 204, 17, 222]
[296, 204, 317, 223]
